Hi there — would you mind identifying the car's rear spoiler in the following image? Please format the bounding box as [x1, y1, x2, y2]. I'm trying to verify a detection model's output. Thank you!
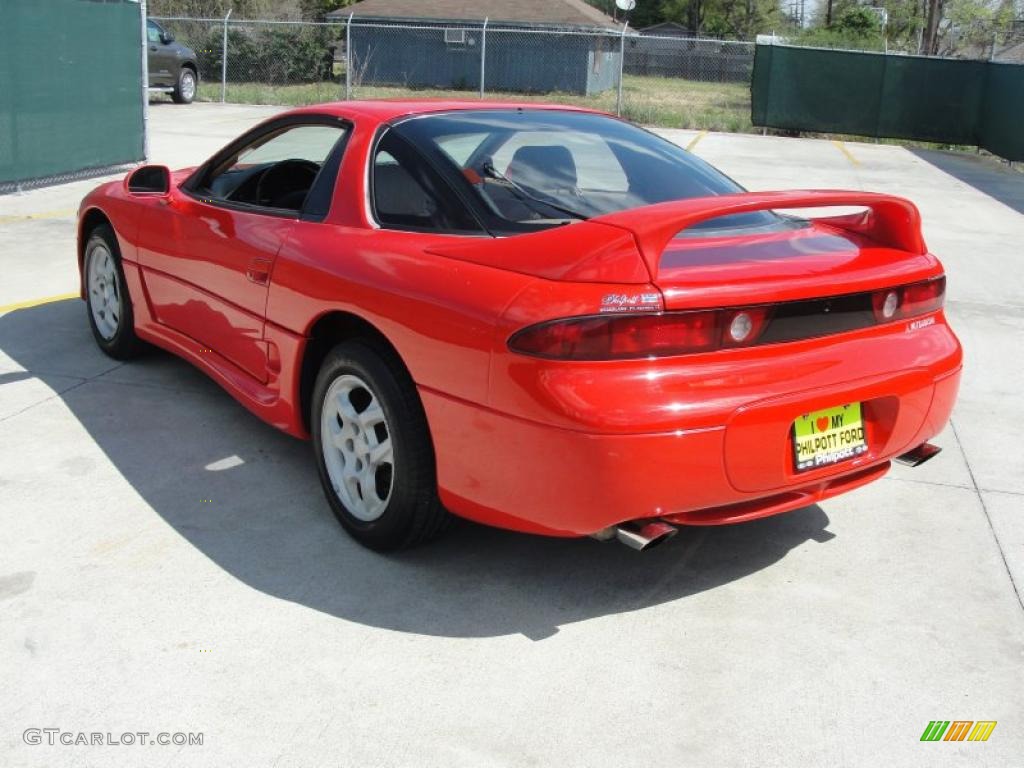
[590, 190, 927, 276]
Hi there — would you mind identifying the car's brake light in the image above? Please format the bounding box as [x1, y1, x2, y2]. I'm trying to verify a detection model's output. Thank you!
[510, 277, 946, 361]
[901, 276, 945, 317]
[871, 276, 945, 323]
[509, 308, 768, 361]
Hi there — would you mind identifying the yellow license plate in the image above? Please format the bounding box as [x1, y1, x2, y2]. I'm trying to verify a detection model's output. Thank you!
[793, 403, 867, 472]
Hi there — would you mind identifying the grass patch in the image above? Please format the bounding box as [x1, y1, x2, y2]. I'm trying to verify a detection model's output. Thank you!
[196, 75, 752, 133]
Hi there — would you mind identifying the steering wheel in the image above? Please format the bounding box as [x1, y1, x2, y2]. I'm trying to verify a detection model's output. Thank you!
[255, 159, 320, 210]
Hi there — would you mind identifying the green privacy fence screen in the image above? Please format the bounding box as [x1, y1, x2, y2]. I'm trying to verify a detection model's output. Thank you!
[751, 44, 1024, 161]
[980, 62, 1024, 161]
[1, 0, 144, 189]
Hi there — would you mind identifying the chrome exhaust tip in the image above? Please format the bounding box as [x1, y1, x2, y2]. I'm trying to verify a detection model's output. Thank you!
[614, 521, 678, 551]
[894, 442, 942, 467]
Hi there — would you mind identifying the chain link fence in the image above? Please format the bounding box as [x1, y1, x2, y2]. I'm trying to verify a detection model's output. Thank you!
[153, 17, 346, 104]
[152, 16, 755, 131]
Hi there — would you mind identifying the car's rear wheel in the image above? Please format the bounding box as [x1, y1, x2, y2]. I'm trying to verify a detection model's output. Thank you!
[172, 67, 196, 104]
[311, 340, 448, 551]
[84, 225, 142, 360]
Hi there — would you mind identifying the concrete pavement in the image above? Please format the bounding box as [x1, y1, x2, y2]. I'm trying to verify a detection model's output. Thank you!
[1, 103, 1022, 767]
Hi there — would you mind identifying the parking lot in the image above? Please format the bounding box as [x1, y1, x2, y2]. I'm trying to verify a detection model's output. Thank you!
[2, 103, 1023, 766]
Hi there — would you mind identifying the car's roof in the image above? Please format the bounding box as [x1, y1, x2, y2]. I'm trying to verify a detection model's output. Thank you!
[284, 99, 605, 124]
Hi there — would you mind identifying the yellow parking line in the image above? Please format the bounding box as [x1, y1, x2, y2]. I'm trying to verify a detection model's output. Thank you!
[686, 130, 708, 152]
[0, 292, 79, 314]
[832, 140, 861, 167]
[0, 208, 77, 225]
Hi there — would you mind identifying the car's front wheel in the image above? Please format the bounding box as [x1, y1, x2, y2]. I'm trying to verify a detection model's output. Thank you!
[311, 340, 448, 551]
[84, 225, 142, 360]
[172, 67, 197, 104]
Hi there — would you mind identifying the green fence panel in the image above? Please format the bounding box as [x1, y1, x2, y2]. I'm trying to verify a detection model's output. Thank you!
[751, 45, 886, 136]
[980, 62, 1024, 162]
[751, 44, 1024, 161]
[749, 42, 772, 127]
[876, 55, 986, 144]
[0, 0, 144, 188]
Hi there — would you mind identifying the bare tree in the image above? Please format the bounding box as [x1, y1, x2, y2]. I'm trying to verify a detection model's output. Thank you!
[922, 0, 944, 54]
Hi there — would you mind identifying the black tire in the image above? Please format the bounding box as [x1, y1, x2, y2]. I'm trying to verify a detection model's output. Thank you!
[83, 224, 143, 360]
[172, 66, 197, 104]
[311, 340, 448, 551]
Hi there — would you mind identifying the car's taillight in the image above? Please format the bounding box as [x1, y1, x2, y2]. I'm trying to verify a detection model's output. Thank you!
[902, 276, 945, 317]
[510, 276, 946, 361]
[871, 276, 945, 322]
[508, 308, 771, 361]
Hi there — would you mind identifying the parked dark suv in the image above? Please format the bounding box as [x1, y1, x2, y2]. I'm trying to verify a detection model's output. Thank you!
[147, 19, 199, 104]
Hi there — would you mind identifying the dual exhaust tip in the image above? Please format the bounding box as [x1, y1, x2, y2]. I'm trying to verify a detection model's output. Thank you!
[894, 442, 941, 467]
[601, 443, 940, 552]
[592, 520, 679, 552]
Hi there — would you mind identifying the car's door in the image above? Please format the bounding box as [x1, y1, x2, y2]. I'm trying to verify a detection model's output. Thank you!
[146, 20, 177, 87]
[135, 116, 350, 383]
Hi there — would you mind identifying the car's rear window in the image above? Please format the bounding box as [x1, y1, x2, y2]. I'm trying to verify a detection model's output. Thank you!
[390, 109, 796, 235]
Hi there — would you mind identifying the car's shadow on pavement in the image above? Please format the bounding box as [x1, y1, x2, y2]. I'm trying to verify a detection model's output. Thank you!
[1, 300, 836, 640]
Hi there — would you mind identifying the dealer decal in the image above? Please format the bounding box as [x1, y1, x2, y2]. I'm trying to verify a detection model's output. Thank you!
[793, 403, 868, 471]
[600, 292, 661, 313]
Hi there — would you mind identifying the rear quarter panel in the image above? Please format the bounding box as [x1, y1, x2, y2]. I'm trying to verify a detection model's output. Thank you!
[266, 226, 533, 405]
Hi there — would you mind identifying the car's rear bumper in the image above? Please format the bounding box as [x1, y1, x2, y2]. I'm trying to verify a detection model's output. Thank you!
[423, 318, 962, 537]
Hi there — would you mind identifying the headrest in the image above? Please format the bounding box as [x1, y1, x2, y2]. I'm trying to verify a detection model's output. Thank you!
[374, 162, 436, 218]
[506, 145, 577, 191]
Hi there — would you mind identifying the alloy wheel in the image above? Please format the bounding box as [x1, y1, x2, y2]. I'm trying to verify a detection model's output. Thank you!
[320, 374, 394, 522]
[180, 71, 196, 101]
[87, 243, 120, 341]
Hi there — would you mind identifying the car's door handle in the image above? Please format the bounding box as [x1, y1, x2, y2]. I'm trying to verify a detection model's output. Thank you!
[149, 46, 157, 51]
[246, 258, 273, 286]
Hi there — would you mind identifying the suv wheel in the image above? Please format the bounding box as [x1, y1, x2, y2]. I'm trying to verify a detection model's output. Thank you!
[172, 67, 196, 104]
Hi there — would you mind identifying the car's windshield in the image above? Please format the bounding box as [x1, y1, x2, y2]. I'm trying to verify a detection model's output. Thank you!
[389, 109, 795, 235]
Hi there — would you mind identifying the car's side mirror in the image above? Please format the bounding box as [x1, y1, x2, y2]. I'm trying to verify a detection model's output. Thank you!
[161, 31, 174, 44]
[126, 165, 171, 196]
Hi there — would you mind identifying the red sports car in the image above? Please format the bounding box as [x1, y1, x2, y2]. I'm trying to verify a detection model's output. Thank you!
[77, 101, 962, 551]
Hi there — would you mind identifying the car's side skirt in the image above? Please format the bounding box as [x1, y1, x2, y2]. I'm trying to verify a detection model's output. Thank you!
[122, 260, 309, 439]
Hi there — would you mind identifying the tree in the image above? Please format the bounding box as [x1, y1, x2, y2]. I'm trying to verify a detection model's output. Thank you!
[937, 0, 1017, 53]
[299, 0, 357, 21]
[659, 0, 783, 37]
[807, 0, 1017, 56]
[923, 0, 944, 53]
[147, 0, 278, 18]
[796, 0, 889, 49]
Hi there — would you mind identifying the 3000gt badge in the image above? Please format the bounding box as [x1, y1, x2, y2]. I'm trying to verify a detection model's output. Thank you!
[600, 292, 662, 313]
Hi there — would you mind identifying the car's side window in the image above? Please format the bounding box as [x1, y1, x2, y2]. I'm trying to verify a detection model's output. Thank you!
[372, 131, 482, 233]
[194, 121, 348, 217]
[147, 21, 162, 44]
